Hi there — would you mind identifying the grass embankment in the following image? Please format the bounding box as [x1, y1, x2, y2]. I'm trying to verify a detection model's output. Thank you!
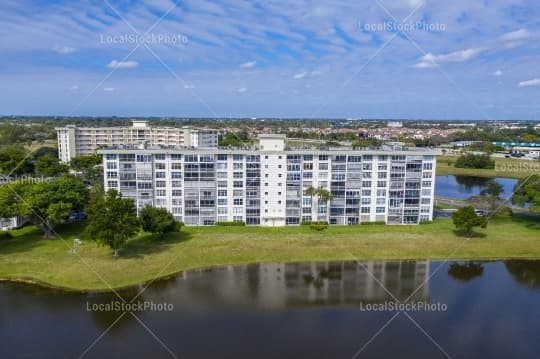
[0, 217, 539, 291]
[436, 155, 538, 179]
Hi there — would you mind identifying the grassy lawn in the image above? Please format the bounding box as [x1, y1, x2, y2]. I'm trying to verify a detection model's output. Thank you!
[0, 217, 539, 291]
[436, 155, 538, 179]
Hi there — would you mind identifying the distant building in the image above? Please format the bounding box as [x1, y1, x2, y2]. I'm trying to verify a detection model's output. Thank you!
[98, 134, 439, 226]
[56, 120, 218, 163]
[387, 121, 403, 128]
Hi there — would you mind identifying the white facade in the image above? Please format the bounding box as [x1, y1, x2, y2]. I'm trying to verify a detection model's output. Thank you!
[56, 120, 218, 163]
[98, 135, 438, 226]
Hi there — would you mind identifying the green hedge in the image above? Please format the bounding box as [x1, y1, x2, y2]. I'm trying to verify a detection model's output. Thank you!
[361, 221, 386, 226]
[216, 221, 246, 226]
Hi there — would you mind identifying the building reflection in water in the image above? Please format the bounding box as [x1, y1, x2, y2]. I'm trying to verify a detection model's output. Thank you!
[179, 261, 430, 309]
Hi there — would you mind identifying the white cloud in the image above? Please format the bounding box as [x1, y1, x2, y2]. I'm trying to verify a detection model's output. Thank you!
[107, 60, 139, 69]
[413, 48, 485, 68]
[493, 69, 503, 77]
[240, 61, 256, 69]
[183, 84, 195, 89]
[54, 46, 76, 54]
[69, 85, 79, 91]
[237, 87, 247, 93]
[103, 87, 115, 92]
[500, 29, 531, 42]
[518, 78, 540, 87]
[293, 71, 307, 79]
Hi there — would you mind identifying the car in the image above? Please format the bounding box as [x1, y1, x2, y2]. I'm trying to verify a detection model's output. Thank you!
[474, 209, 486, 217]
[68, 212, 87, 221]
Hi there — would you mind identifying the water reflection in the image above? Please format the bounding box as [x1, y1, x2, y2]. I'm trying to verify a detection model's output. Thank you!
[447, 262, 484, 282]
[505, 260, 540, 289]
[177, 261, 430, 308]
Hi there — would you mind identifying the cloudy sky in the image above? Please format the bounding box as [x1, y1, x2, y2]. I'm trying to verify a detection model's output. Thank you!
[0, 0, 539, 120]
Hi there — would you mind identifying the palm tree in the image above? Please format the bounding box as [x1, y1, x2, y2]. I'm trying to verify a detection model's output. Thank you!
[315, 187, 333, 222]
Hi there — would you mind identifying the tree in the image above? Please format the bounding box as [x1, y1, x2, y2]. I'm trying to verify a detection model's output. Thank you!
[452, 206, 486, 236]
[140, 205, 177, 239]
[0, 176, 88, 238]
[511, 174, 540, 213]
[34, 154, 68, 177]
[70, 154, 103, 186]
[86, 190, 139, 256]
[0, 146, 33, 175]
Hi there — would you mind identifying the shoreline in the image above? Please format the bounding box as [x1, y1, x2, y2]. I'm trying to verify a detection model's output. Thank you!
[1, 217, 539, 293]
[2, 254, 540, 293]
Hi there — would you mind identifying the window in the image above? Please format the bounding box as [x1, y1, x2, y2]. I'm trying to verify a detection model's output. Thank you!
[155, 154, 165, 160]
[218, 190, 227, 197]
[171, 181, 182, 188]
[218, 181, 228, 187]
[234, 198, 243, 205]
[233, 154, 243, 161]
[155, 163, 166, 170]
[423, 163, 433, 170]
[106, 162, 117, 169]
[172, 190, 182, 197]
[107, 180, 118, 188]
[171, 172, 182, 179]
[233, 189, 243, 197]
[156, 190, 166, 197]
[233, 163, 243, 170]
[171, 163, 182, 170]
[319, 155, 328, 161]
[156, 172, 166, 178]
[171, 154, 182, 160]
[218, 198, 228, 205]
[217, 154, 227, 161]
[155, 181, 166, 188]
[233, 172, 243, 178]
[106, 171, 117, 178]
[106, 154, 117, 160]
[233, 181, 243, 188]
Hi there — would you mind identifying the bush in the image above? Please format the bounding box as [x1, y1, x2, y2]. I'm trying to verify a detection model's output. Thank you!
[454, 154, 495, 169]
[310, 221, 328, 231]
[216, 221, 246, 226]
[300, 220, 312, 225]
[361, 221, 386, 226]
[0, 231, 13, 240]
[175, 221, 185, 231]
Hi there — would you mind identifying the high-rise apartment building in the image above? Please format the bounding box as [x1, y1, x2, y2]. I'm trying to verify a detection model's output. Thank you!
[56, 120, 218, 163]
[98, 135, 438, 226]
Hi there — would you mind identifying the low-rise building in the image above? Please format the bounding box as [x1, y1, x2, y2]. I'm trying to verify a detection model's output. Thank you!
[56, 120, 218, 163]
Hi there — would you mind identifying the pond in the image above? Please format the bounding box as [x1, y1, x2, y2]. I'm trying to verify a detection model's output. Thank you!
[435, 175, 518, 199]
[1, 260, 540, 358]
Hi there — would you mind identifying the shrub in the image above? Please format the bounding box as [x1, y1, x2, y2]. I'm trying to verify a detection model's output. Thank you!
[175, 221, 185, 231]
[361, 221, 386, 226]
[216, 221, 246, 226]
[0, 231, 13, 240]
[454, 154, 495, 169]
[310, 221, 328, 231]
[300, 220, 312, 225]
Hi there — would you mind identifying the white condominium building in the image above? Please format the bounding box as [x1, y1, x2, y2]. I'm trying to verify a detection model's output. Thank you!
[98, 135, 439, 226]
[56, 120, 218, 163]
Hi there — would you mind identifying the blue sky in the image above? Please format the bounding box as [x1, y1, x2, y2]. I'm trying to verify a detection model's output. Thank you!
[0, 0, 539, 120]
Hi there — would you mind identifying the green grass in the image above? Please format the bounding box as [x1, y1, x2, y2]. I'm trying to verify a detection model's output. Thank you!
[0, 217, 539, 291]
[436, 155, 538, 179]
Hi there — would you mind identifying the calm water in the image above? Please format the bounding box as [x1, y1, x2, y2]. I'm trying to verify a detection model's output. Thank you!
[435, 175, 518, 199]
[1, 260, 540, 358]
